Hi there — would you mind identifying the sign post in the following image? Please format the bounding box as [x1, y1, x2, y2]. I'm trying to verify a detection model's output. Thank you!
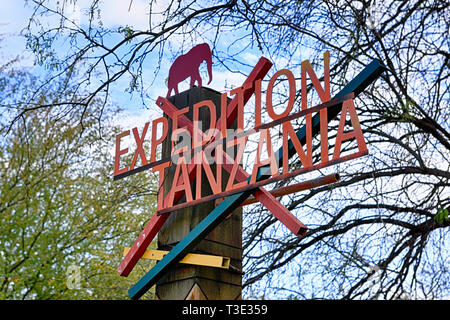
[155, 86, 243, 300]
[113, 43, 386, 300]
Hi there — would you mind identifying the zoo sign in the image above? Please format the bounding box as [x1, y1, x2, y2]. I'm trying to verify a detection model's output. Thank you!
[113, 43, 386, 299]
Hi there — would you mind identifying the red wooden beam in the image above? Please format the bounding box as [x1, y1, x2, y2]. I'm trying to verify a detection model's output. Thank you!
[117, 212, 168, 276]
[239, 173, 339, 206]
[254, 188, 306, 235]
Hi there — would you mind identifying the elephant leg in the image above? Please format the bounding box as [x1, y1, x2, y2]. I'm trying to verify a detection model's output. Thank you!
[190, 69, 202, 88]
[197, 73, 202, 88]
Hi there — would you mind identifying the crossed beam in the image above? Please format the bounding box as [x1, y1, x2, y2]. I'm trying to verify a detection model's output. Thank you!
[123, 57, 386, 299]
[118, 57, 290, 277]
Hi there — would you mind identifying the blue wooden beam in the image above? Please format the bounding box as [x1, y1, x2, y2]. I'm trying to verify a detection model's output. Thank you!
[128, 58, 386, 299]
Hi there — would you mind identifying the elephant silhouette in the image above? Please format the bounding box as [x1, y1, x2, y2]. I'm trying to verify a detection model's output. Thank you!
[166, 43, 213, 98]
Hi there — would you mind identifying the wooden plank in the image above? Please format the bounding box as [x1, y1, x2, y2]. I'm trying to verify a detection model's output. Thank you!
[123, 247, 230, 269]
[236, 173, 339, 206]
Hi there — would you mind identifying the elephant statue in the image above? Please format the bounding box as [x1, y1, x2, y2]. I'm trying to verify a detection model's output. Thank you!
[166, 43, 213, 97]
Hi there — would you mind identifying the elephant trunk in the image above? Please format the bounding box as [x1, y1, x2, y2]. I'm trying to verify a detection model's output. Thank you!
[206, 54, 213, 85]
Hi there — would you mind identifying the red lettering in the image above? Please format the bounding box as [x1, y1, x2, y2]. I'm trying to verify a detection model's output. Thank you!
[130, 122, 149, 170]
[193, 100, 216, 150]
[266, 69, 296, 121]
[250, 129, 279, 185]
[114, 130, 130, 176]
[229, 83, 252, 131]
[150, 117, 168, 163]
[282, 121, 312, 174]
[167, 156, 193, 207]
[225, 135, 248, 191]
[333, 98, 367, 160]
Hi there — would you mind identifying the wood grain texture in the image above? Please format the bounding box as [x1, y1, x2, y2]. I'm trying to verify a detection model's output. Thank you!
[156, 86, 243, 300]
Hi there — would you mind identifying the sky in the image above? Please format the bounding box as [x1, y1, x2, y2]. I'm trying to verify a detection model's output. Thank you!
[0, 1, 33, 64]
[0, 0, 252, 132]
[0, 0, 296, 167]
[0, 0, 350, 183]
[0, 1, 161, 129]
[0, 1, 333, 144]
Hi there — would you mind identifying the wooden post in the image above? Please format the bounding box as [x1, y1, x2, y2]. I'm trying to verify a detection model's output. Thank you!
[155, 86, 242, 300]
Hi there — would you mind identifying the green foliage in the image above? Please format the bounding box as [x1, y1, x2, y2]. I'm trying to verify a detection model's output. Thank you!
[0, 97, 158, 299]
[118, 25, 135, 39]
[434, 208, 449, 226]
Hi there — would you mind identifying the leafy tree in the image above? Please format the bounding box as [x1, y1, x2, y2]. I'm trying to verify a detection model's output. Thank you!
[0, 65, 158, 299]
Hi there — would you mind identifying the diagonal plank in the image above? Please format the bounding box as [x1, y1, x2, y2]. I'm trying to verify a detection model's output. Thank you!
[128, 58, 387, 299]
[117, 57, 272, 277]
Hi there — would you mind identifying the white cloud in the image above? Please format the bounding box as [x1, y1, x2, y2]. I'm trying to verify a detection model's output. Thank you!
[0, 1, 35, 66]
[212, 69, 247, 92]
[113, 107, 158, 131]
[0, 1, 32, 33]
[94, 0, 151, 30]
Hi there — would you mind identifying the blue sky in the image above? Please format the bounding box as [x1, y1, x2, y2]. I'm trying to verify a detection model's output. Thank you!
[0, 1, 255, 131]
[1, 1, 162, 129]
[0, 0, 310, 132]
[0, 0, 334, 178]
[0, 1, 33, 64]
